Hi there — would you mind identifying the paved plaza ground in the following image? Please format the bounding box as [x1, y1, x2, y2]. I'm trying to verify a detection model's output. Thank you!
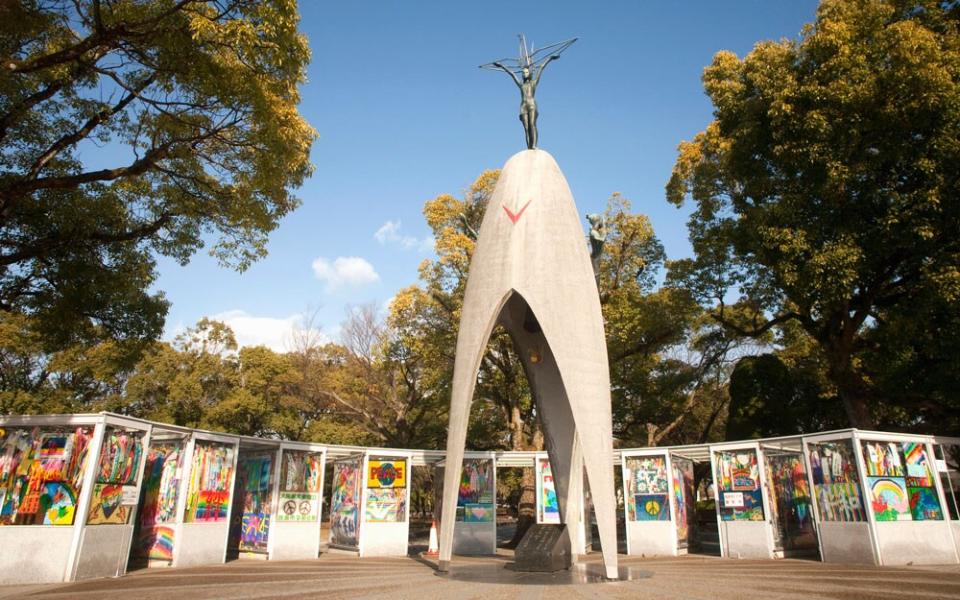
[3, 551, 960, 600]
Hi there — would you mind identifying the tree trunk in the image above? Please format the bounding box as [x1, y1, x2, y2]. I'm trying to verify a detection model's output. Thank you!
[823, 336, 877, 429]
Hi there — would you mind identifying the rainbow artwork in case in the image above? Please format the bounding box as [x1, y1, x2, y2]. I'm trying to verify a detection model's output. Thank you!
[867, 476, 911, 521]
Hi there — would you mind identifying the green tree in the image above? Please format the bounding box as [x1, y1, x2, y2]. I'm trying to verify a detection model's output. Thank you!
[667, 0, 960, 428]
[123, 318, 239, 427]
[0, 0, 315, 353]
[727, 353, 845, 440]
[312, 303, 445, 448]
[0, 311, 133, 414]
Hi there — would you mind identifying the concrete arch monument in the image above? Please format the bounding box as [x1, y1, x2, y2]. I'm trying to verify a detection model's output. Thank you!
[437, 149, 619, 579]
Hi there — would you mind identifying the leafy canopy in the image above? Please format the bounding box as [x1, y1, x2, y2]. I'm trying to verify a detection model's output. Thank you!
[667, 0, 960, 427]
[0, 0, 316, 350]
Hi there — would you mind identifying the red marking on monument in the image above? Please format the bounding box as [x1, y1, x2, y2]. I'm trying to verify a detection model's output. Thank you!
[503, 199, 533, 224]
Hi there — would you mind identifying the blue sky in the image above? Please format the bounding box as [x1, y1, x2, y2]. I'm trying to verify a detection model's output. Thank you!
[154, 0, 820, 350]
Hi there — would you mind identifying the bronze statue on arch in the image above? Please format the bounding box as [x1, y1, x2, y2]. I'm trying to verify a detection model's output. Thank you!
[481, 35, 577, 149]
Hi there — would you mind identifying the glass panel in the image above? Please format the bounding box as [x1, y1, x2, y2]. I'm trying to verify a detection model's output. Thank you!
[277, 450, 323, 523]
[766, 452, 817, 552]
[623, 455, 670, 522]
[456, 458, 494, 523]
[936, 444, 960, 521]
[134, 440, 184, 561]
[671, 456, 696, 547]
[537, 458, 560, 524]
[234, 452, 274, 553]
[900, 441, 942, 521]
[183, 441, 235, 523]
[860, 440, 929, 522]
[365, 457, 407, 523]
[0, 426, 94, 526]
[715, 449, 764, 521]
[809, 439, 866, 522]
[329, 456, 362, 547]
[87, 427, 145, 525]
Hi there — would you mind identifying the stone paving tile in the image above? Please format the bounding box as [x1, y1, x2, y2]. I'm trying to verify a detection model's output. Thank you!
[4, 553, 960, 600]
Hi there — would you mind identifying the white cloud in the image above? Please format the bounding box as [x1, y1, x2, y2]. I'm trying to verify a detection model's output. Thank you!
[211, 310, 329, 352]
[419, 234, 435, 253]
[374, 220, 433, 252]
[312, 256, 380, 291]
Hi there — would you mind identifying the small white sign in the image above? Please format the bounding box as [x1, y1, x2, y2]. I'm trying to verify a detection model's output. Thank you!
[121, 486, 140, 505]
[936, 459, 949, 473]
[723, 492, 745, 508]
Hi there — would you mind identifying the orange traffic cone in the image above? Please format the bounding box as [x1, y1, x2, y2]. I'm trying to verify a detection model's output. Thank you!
[425, 519, 439, 556]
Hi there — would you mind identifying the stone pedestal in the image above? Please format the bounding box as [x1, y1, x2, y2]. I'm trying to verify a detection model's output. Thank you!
[513, 524, 571, 572]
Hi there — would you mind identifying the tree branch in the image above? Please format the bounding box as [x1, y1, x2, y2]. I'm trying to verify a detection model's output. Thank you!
[26, 75, 155, 179]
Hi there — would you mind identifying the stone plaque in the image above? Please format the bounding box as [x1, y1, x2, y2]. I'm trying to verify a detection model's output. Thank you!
[513, 524, 571, 572]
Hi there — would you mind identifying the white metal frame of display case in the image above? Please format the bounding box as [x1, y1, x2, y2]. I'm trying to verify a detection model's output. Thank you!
[230, 437, 282, 560]
[533, 451, 592, 554]
[932, 435, 960, 558]
[169, 429, 240, 569]
[0, 413, 153, 584]
[435, 450, 497, 556]
[269, 441, 327, 561]
[708, 440, 776, 560]
[757, 437, 819, 559]
[133, 424, 192, 569]
[850, 430, 958, 566]
[799, 430, 870, 565]
[70, 413, 153, 582]
[620, 448, 678, 557]
[358, 449, 412, 557]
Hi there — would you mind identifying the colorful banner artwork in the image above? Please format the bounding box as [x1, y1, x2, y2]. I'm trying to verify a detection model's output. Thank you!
[456, 458, 494, 523]
[240, 455, 273, 493]
[716, 449, 764, 521]
[0, 427, 91, 526]
[909, 486, 943, 520]
[766, 454, 817, 552]
[240, 512, 270, 552]
[458, 459, 494, 505]
[862, 441, 904, 477]
[903, 442, 934, 487]
[463, 503, 494, 523]
[96, 429, 144, 485]
[278, 491, 319, 522]
[816, 482, 866, 522]
[87, 483, 131, 525]
[137, 525, 175, 561]
[39, 434, 68, 459]
[809, 440, 866, 522]
[138, 443, 182, 528]
[329, 457, 361, 548]
[625, 455, 668, 523]
[635, 493, 670, 521]
[720, 489, 764, 521]
[671, 456, 695, 546]
[537, 458, 560, 524]
[40, 481, 77, 525]
[235, 453, 273, 553]
[717, 450, 760, 492]
[195, 490, 230, 521]
[867, 476, 911, 521]
[365, 487, 406, 523]
[810, 440, 859, 485]
[367, 459, 406, 488]
[631, 456, 669, 494]
[183, 442, 234, 523]
[281, 451, 323, 493]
